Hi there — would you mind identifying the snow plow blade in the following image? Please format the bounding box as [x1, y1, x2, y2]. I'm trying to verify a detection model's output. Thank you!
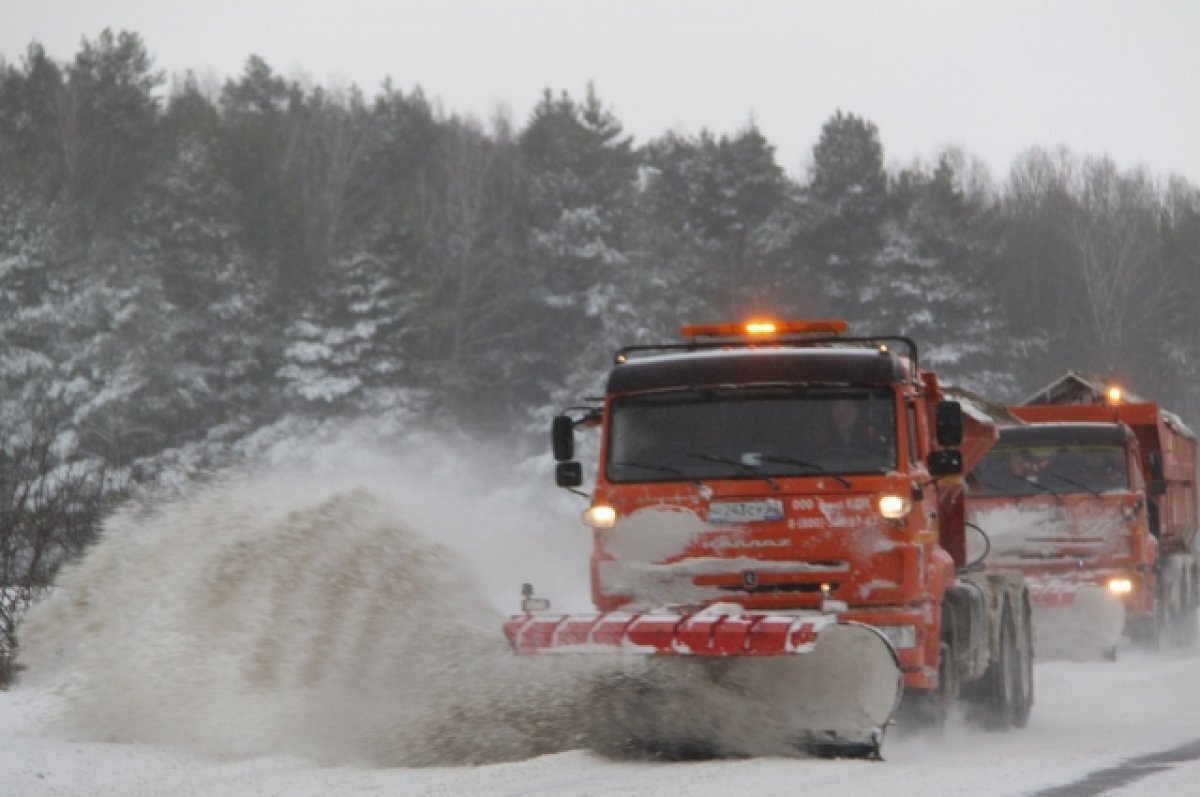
[504, 609, 903, 758]
[1029, 582, 1126, 660]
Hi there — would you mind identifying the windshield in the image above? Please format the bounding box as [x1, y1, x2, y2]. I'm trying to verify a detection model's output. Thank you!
[970, 443, 1128, 497]
[606, 387, 897, 483]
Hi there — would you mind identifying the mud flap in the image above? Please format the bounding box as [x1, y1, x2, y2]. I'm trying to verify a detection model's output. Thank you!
[1032, 584, 1125, 661]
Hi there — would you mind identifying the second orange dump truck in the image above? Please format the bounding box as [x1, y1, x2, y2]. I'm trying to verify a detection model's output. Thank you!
[967, 373, 1199, 659]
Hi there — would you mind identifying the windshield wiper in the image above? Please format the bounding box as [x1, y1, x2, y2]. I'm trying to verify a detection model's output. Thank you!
[757, 455, 852, 488]
[686, 453, 780, 491]
[612, 460, 702, 486]
[1001, 472, 1064, 503]
[1042, 472, 1104, 498]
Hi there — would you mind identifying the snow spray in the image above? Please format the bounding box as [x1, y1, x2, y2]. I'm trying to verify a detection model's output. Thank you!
[16, 469, 615, 765]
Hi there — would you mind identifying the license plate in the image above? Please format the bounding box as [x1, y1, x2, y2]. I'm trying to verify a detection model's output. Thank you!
[708, 499, 784, 523]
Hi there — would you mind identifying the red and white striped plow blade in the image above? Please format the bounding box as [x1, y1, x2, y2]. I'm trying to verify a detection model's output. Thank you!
[503, 610, 841, 656]
[504, 610, 903, 757]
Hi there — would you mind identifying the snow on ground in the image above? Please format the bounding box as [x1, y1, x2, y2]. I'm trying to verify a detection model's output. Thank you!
[2, 432, 1199, 796]
[4, 648, 1200, 796]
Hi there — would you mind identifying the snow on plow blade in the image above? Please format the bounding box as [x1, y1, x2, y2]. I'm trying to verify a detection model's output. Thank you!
[1029, 582, 1126, 660]
[504, 610, 903, 758]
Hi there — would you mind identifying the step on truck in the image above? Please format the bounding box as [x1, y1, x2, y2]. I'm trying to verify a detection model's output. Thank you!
[504, 320, 1034, 759]
[968, 375, 1198, 658]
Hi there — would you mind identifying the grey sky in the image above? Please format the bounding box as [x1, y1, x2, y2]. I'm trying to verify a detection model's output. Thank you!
[2, 0, 1198, 182]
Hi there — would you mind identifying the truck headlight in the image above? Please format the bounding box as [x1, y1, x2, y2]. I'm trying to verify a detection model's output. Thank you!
[877, 494, 912, 520]
[583, 504, 617, 529]
[875, 624, 918, 649]
[1107, 577, 1133, 595]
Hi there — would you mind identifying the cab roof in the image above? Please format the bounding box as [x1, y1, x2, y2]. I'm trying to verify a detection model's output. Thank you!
[606, 347, 908, 394]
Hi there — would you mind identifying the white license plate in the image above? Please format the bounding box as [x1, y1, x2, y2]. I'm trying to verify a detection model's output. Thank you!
[708, 499, 784, 523]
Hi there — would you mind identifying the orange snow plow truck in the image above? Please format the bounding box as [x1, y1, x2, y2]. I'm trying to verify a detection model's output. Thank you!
[504, 320, 1033, 759]
[967, 374, 1199, 660]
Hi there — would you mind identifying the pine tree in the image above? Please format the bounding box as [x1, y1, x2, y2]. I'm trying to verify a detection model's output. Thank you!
[517, 86, 638, 417]
[216, 56, 310, 305]
[132, 81, 276, 449]
[804, 111, 889, 315]
[276, 251, 414, 419]
[876, 152, 1021, 397]
[0, 44, 66, 203]
[638, 125, 796, 321]
[58, 30, 164, 239]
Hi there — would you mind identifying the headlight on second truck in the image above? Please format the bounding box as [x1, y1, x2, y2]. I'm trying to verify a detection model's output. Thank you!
[583, 504, 617, 529]
[875, 624, 918, 649]
[1107, 577, 1134, 595]
[877, 494, 912, 520]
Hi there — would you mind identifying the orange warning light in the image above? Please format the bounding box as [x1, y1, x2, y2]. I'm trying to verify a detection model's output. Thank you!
[679, 319, 848, 339]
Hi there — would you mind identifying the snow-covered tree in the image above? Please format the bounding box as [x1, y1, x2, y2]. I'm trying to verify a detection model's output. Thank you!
[638, 125, 797, 323]
[517, 86, 639, 416]
[133, 86, 276, 451]
[276, 251, 415, 419]
[875, 152, 1023, 397]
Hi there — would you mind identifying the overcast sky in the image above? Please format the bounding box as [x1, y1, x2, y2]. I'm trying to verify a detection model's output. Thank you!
[2, 0, 1198, 183]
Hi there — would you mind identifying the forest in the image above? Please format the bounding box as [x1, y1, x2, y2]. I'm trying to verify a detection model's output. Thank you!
[2, 30, 1200, 678]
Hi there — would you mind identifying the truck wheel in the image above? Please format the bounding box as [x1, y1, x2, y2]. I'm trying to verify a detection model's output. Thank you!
[1131, 589, 1165, 650]
[1167, 566, 1199, 647]
[933, 639, 960, 730]
[1010, 599, 1034, 729]
[896, 640, 958, 734]
[968, 603, 1024, 730]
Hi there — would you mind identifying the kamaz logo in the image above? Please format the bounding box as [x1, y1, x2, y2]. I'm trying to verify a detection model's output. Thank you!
[704, 538, 790, 550]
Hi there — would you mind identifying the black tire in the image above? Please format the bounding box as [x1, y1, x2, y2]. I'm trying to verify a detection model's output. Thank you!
[1132, 583, 1166, 650]
[967, 603, 1028, 730]
[1010, 598, 1034, 729]
[1166, 566, 1199, 648]
[896, 640, 958, 735]
[932, 639, 961, 731]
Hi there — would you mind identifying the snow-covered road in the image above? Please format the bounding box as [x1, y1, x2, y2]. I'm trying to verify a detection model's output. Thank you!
[4, 645, 1198, 797]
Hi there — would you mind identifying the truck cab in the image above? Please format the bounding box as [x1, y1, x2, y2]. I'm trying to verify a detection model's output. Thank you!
[967, 422, 1155, 658]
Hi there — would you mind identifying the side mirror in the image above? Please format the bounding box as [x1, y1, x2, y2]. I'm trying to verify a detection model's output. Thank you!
[555, 461, 583, 488]
[551, 415, 575, 462]
[928, 449, 963, 477]
[935, 401, 964, 447]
